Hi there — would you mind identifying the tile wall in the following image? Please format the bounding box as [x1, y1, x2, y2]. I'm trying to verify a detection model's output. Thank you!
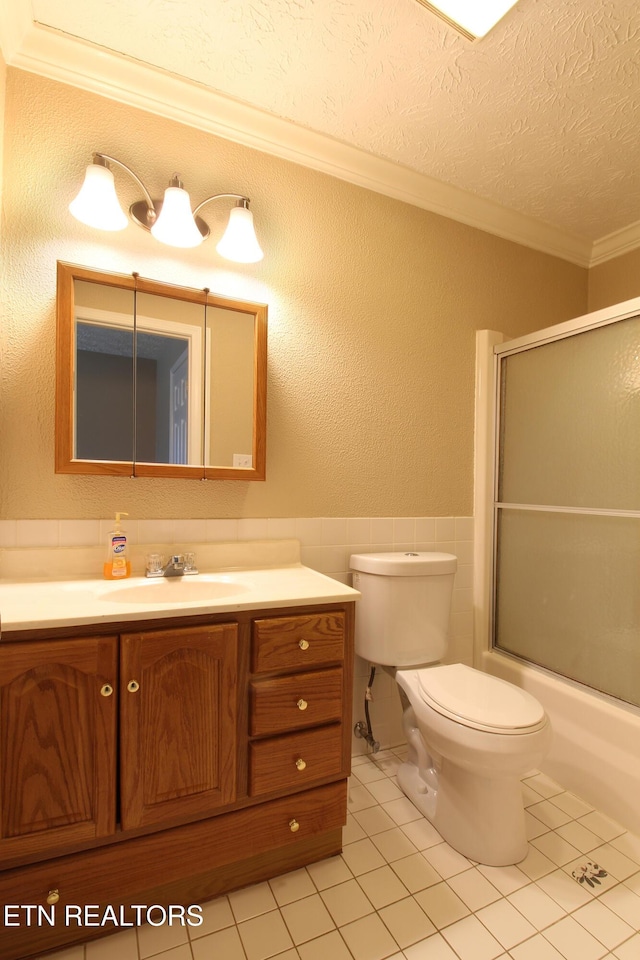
[0, 516, 474, 754]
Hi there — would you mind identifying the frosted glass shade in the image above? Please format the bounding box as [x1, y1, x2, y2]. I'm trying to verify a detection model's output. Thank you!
[419, 0, 519, 38]
[69, 163, 128, 231]
[150, 186, 204, 248]
[216, 206, 264, 263]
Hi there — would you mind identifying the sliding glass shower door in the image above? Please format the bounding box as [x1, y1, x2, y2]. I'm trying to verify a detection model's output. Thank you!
[494, 306, 640, 708]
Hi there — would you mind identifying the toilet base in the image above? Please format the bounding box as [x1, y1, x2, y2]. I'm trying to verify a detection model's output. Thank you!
[397, 757, 529, 866]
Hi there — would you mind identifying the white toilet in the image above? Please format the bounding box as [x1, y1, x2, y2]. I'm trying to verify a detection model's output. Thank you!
[350, 551, 551, 866]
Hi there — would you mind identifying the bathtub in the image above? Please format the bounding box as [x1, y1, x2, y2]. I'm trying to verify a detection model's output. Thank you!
[482, 649, 640, 837]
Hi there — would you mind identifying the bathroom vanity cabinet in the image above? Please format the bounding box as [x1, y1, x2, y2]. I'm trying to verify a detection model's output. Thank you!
[0, 602, 354, 960]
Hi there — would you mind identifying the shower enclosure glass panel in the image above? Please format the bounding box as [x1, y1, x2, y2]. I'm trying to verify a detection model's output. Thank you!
[495, 509, 640, 706]
[495, 310, 640, 708]
[498, 315, 640, 510]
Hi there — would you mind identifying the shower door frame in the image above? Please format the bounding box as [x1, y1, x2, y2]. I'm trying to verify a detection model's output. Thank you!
[473, 294, 640, 675]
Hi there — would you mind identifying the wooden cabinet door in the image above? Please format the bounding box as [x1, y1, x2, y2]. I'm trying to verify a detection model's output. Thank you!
[0, 636, 118, 863]
[120, 623, 238, 830]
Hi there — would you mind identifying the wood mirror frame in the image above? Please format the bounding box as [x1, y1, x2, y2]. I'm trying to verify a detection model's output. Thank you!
[55, 262, 267, 480]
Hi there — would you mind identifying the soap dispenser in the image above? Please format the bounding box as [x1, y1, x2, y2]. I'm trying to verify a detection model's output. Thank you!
[103, 512, 131, 580]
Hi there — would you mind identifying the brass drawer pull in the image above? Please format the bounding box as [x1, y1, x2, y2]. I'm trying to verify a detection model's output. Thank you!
[296, 698, 308, 711]
[46, 889, 60, 906]
[295, 758, 307, 771]
[298, 639, 310, 651]
[127, 680, 140, 693]
[100, 683, 113, 697]
[289, 819, 300, 833]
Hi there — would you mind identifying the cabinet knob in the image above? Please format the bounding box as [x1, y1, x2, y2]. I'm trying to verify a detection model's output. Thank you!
[296, 698, 308, 711]
[289, 819, 300, 833]
[100, 683, 113, 697]
[46, 889, 60, 906]
[127, 680, 140, 693]
[298, 639, 310, 651]
[295, 758, 307, 771]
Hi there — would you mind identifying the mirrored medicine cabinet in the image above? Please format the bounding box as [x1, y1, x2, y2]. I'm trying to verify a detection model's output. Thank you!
[55, 262, 267, 480]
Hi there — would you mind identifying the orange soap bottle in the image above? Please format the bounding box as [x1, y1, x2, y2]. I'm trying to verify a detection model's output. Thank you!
[103, 512, 131, 579]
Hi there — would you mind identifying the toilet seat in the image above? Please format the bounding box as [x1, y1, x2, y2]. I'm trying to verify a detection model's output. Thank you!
[414, 664, 546, 734]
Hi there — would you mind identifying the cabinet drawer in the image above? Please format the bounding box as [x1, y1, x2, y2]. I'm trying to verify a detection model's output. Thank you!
[252, 613, 344, 673]
[249, 724, 344, 796]
[0, 781, 347, 960]
[250, 668, 343, 736]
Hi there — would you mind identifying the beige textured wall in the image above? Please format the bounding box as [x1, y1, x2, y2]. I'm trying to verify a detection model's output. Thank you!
[588, 248, 640, 312]
[1, 68, 587, 520]
[0, 49, 5, 242]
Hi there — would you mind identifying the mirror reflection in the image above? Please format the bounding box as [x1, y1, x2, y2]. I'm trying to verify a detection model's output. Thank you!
[56, 263, 267, 480]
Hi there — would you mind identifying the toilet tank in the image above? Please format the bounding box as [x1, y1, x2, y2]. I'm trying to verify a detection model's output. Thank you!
[350, 552, 457, 667]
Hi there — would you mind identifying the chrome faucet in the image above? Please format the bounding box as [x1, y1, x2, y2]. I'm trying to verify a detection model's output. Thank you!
[145, 553, 198, 578]
[162, 555, 187, 577]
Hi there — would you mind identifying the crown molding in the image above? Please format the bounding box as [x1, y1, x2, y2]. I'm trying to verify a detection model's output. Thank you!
[590, 219, 640, 267]
[2, 13, 637, 270]
[0, 0, 31, 61]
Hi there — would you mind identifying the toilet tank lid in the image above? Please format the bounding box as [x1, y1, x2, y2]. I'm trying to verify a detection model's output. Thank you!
[350, 552, 457, 576]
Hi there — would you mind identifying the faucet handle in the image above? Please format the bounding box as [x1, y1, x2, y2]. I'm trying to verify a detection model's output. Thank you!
[145, 553, 164, 577]
[183, 552, 198, 574]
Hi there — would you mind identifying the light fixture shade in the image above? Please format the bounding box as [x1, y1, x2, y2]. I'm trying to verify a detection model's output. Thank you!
[216, 205, 264, 263]
[415, 0, 519, 38]
[150, 186, 204, 248]
[69, 163, 128, 231]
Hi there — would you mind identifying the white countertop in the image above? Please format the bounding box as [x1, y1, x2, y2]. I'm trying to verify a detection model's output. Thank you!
[0, 564, 360, 633]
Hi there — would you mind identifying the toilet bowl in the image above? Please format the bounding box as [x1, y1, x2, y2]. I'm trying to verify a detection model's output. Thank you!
[350, 551, 551, 866]
[395, 663, 551, 865]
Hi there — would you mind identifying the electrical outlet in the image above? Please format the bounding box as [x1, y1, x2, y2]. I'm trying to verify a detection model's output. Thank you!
[233, 454, 253, 468]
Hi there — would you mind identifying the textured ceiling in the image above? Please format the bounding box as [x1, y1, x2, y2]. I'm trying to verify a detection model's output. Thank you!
[23, 0, 640, 244]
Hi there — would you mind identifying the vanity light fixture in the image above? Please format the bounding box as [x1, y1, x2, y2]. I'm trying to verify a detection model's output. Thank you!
[69, 153, 264, 263]
[414, 0, 520, 40]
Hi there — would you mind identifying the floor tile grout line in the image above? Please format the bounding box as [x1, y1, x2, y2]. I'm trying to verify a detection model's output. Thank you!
[56, 747, 640, 960]
[346, 754, 640, 957]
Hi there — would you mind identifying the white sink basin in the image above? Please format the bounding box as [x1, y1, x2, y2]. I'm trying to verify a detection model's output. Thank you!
[102, 576, 251, 604]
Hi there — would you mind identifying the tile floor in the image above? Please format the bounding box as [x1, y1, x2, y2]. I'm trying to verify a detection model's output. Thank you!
[44, 748, 640, 960]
